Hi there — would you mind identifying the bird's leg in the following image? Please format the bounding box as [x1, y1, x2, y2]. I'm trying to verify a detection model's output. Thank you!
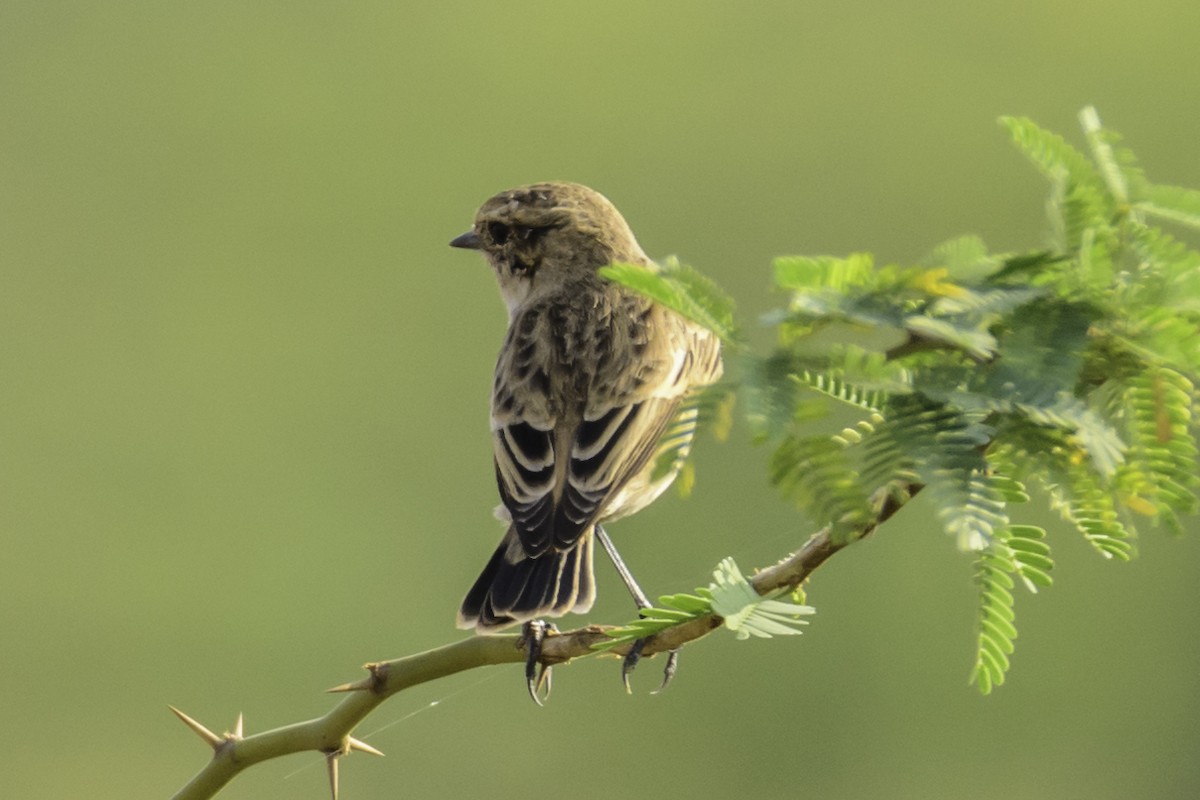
[594, 524, 679, 694]
[519, 620, 554, 706]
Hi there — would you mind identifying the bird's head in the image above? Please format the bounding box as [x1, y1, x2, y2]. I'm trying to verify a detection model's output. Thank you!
[450, 182, 647, 314]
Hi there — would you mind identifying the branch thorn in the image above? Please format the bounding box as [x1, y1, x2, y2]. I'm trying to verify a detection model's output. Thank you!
[326, 751, 341, 800]
[348, 737, 385, 757]
[326, 678, 372, 693]
[168, 705, 222, 750]
[328, 662, 389, 694]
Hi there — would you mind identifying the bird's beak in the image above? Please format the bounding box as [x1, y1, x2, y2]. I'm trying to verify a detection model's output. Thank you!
[449, 230, 482, 250]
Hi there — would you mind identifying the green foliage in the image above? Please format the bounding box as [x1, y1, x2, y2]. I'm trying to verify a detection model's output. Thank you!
[708, 557, 815, 639]
[1117, 367, 1199, 535]
[650, 383, 738, 493]
[1141, 184, 1200, 230]
[604, 107, 1199, 694]
[592, 590, 712, 651]
[769, 419, 875, 544]
[595, 558, 813, 650]
[601, 256, 740, 345]
[973, 524, 1053, 695]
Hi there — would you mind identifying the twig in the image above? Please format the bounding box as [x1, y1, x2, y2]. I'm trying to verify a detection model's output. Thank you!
[169, 483, 920, 799]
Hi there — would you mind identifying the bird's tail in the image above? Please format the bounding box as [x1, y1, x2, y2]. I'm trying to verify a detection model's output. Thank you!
[457, 526, 596, 631]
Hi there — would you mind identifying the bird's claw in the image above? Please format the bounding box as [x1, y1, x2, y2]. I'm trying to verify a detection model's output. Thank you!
[620, 638, 645, 694]
[621, 639, 680, 695]
[653, 649, 680, 695]
[520, 620, 554, 706]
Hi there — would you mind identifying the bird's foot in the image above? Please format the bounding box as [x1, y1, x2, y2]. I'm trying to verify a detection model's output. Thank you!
[520, 620, 556, 706]
[621, 639, 680, 695]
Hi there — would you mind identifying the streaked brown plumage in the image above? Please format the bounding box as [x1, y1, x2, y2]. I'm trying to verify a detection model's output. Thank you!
[451, 182, 722, 632]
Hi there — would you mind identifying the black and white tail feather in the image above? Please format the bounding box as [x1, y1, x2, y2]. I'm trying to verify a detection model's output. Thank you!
[457, 525, 596, 629]
[456, 385, 710, 631]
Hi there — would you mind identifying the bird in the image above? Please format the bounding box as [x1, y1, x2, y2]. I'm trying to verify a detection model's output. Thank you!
[449, 182, 723, 699]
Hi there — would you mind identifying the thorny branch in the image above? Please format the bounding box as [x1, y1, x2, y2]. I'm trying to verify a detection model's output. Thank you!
[169, 483, 919, 800]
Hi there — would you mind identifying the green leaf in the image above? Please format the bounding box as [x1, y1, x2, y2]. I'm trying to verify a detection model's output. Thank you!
[600, 259, 739, 344]
[886, 396, 1005, 550]
[1050, 400, 1127, 479]
[922, 235, 1000, 283]
[1111, 305, 1200, 376]
[595, 558, 814, 650]
[903, 315, 998, 361]
[1117, 367, 1200, 530]
[769, 432, 875, 544]
[1079, 106, 1130, 205]
[594, 589, 716, 651]
[793, 370, 891, 413]
[973, 540, 1021, 695]
[1125, 224, 1200, 313]
[773, 253, 876, 292]
[985, 251, 1069, 284]
[709, 558, 814, 640]
[743, 353, 814, 442]
[649, 383, 737, 492]
[929, 286, 1045, 318]
[1049, 461, 1136, 560]
[1001, 115, 1104, 194]
[1137, 184, 1200, 230]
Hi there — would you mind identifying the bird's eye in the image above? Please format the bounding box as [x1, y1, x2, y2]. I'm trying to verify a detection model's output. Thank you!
[487, 222, 510, 245]
[517, 225, 548, 245]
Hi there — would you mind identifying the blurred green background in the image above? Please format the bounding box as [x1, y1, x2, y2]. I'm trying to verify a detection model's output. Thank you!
[3, 2, 1199, 798]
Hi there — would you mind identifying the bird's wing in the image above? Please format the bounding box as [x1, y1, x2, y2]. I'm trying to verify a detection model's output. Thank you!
[552, 393, 684, 548]
[492, 300, 722, 558]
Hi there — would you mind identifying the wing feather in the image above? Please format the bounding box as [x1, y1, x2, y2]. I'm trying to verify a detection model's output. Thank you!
[491, 293, 722, 559]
